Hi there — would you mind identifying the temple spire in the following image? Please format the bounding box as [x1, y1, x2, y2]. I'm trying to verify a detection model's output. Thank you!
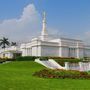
[41, 11, 48, 36]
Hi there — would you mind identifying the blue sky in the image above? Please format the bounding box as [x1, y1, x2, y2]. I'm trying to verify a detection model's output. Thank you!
[0, 0, 90, 43]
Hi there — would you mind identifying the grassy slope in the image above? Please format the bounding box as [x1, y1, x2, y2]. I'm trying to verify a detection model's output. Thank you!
[0, 61, 90, 90]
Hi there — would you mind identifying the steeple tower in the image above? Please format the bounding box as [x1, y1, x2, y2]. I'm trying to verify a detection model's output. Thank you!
[41, 11, 48, 36]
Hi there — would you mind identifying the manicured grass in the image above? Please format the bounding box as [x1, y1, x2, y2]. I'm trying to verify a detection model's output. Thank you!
[0, 61, 90, 90]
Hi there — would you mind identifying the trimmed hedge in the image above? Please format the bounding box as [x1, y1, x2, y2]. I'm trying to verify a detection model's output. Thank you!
[55, 58, 82, 66]
[16, 56, 37, 61]
[16, 56, 83, 62]
[16, 56, 49, 61]
[33, 69, 90, 79]
[39, 57, 48, 61]
[16, 56, 89, 62]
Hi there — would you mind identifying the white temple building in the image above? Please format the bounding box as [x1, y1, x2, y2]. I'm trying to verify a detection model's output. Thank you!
[20, 12, 90, 58]
[0, 12, 90, 59]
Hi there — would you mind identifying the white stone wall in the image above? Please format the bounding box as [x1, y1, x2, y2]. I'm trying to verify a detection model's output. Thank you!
[20, 36, 90, 58]
[41, 46, 59, 56]
[37, 46, 41, 56]
[32, 46, 38, 56]
[61, 47, 69, 57]
[69, 48, 76, 57]
[84, 49, 90, 57]
[21, 49, 26, 56]
[76, 48, 84, 58]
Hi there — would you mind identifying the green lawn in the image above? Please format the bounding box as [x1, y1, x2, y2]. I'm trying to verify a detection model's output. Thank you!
[0, 61, 90, 90]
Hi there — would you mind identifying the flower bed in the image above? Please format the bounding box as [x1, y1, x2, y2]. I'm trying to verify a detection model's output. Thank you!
[33, 69, 90, 79]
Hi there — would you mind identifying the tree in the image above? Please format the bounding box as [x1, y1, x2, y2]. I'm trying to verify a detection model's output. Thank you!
[11, 42, 17, 46]
[0, 37, 10, 49]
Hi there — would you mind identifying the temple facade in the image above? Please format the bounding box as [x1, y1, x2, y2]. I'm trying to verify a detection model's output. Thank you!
[0, 12, 90, 58]
[20, 12, 90, 58]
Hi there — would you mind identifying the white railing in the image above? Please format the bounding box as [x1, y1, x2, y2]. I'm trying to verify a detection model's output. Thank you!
[35, 59, 90, 71]
[35, 59, 65, 69]
[65, 62, 90, 71]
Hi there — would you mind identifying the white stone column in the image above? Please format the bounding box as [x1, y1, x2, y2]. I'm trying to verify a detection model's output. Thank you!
[76, 42, 80, 58]
[65, 62, 69, 70]
[79, 62, 83, 71]
[59, 47, 62, 57]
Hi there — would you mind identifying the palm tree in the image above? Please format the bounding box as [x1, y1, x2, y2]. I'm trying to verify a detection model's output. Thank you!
[11, 42, 17, 46]
[0, 37, 10, 49]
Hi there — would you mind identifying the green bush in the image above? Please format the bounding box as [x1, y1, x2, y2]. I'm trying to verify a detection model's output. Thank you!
[5, 58, 15, 61]
[33, 69, 90, 79]
[55, 58, 82, 66]
[0, 59, 5, 63]
[16, 56, 82, 62]
[16, 56, 49, 61]
[0, 58, 15, 63]
[55, 58, 82, 62]
[16, 56, 37, 61]
[39, 57, 48, 61]
[47, 56, 76, 59]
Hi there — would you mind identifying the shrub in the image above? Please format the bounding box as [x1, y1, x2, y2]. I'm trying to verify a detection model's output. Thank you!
[39, 57, 48, 61]
[16, 56, 37, 61]
[16, 56, 82, 62]
[0, 60, 5, 63]
[5, 58, 15, 61]
[0, 58, 15, 63]
[33, 69, 90, 79]
[55, 58, 82, 66]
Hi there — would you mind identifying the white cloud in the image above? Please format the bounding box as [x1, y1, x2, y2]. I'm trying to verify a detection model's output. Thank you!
[0, 4, 41, 42]
[1, 3, 90, 45]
